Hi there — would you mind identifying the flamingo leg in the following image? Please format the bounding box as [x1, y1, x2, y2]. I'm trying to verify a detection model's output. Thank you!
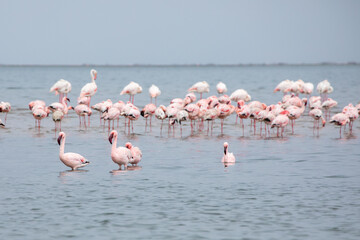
[221, 119, 224, 134]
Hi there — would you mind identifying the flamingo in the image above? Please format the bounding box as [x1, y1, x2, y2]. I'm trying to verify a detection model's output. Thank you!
[203, 108, 219, 133]
[184, 103, 200, 132]
[50, 79, 72, 102]
[330, 113, 350, 138]
[127, 106, 140, 133]
[317, 80, 333, 103]
[221, 142, 235, 163]
[108, 130, 131, 170]
[236, 100, 250, 136]
[309, 108, 326, 135]
[217, 103, 232, 134]
[271, 110, 290, 137]
[155, 105, 167, 132]
[125, 142, 142, 166]
[80, 69, 98, 106]
[149, 84, 161, 105]
[322, 98, 338, 120]
[274, 79, 292, 95]
[342, 104, 359, 132]
[141, 103, 157, 130]
[29, 100, 46, 110]
[216, 82, 227, 95]
[102, 106, 120, 131]
[230, 89, 251, 102]
[0, 102, 11, 124]
[52, 110, 64, 134]
[57, 132, 90, 170]
[49, 97, 70, 114]
[120, 81, 142, 104]
[170, 110, 189, 135]
[184, 93, 196, 106]
[188, 81, 209, 99]
[74, 104, 92, 128]
[32, 107, 48, 129]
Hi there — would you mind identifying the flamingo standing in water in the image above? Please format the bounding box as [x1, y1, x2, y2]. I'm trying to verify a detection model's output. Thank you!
[141, 103, 157, 130]
[125, 142, 142, 166]
[230, 89, 251, 102]
[108, 130, 131, 170]
[221, 142, 235, 163]
[309, 108, 326, 135]
[317, 79, 333, 103]
[271, 110, 290, 137]
[155, 105, 167, 132]
[120, 81, 142, 104]
[57, 132, 90, 170]
[74, 104, 92, 128]
[80, 69, 98, 106]
[330, 113, 350, 138]
[50, 79, 72, 102]
[217, 103, 232, 134]
[0, 102, 11, 124]
[149, 84, 161, 105]
[52, 110, 64, 134]
[188, 81, 209, 99]
[216, 82, 227, 95]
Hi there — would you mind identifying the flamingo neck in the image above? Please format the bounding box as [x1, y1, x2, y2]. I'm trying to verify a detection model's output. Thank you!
[59, 136, 65, 156]
[91, 72, 96, 83]
[112, 135, 118, 153]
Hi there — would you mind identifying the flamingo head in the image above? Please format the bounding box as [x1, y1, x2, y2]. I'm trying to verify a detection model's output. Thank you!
[223, 142, 229, 154]
[125, 142, 132, 149]
[108, 130, 117, 144]
[57, 132, 65, 145]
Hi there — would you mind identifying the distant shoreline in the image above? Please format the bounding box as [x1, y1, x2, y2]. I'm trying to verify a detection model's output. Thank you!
[0, 62, 359, 67]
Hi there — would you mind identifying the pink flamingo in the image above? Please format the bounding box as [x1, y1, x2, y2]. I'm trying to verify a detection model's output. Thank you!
[29, 100, 46, 110]
[141, 103, 157, 129]
[50, 79, 71, 102]
[80, 69, 98, 106]
[221, 142, 235, 163]
[203, 108, 219, 133]
[127, 106, 140, 133]
[188, 81, 209, 99]
[184, 103, 200, 132]
[216, 82, 227, 95]
[155, 105, 167, 132]
[74, 104, 92, 128]
[230, 89, 251, 102]
[49, 97, 70, 113]
[317, 80, 333, 103]
[274, 79, 292, 95]
[120, 81, 142, 104]
[149, 84, 161, 105]
[322, 98, 337, 120]
[32, 107, 48, 129]
[217, 103, 231, 134]
[57, 132, 90, 170]
[102, 107, 120, 131]
[236, 101, 250, 135]
[330, 113, 350, 138]
[108, 130, 131, 170]
[271, 110, 290, 137]
[309, 108, 326, 135]
[342, 104, 359, 132]
[0, 102, 11, 124]
[125, 142, 142, 166]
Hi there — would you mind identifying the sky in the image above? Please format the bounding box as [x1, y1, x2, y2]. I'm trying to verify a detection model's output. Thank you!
[0, 0, 359, 65]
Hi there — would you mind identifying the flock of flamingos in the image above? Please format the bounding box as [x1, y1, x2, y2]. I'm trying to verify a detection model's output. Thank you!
[0, 69, 359, 171]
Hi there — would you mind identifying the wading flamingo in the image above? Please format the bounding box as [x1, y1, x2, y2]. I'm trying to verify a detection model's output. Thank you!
[221, 142, 235, 163]
[216, 82, 227, 95]
[108, 130, 131, 170]
[120, 81, 142, 104]
[149, 84, 161, 105]
[80, 69, 98, 106]
[188, 81, 209, 99]
[125, 142, 142, 166]
[0, 102, 11, 124]
[57, 132, 90, 170]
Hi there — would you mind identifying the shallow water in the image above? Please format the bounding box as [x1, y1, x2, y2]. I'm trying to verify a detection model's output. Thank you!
[1, 65, 360, 239]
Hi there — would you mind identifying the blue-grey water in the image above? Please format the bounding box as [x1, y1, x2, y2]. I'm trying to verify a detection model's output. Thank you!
[0, 65, 360, 239]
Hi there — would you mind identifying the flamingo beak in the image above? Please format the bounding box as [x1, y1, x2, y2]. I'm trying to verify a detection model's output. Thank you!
[108, 133, 114, 144]
[57, 135, 63, 145]
[66, 98, 70, 102]
[224, 146, 227, 155]
[94, 73, 97, 80]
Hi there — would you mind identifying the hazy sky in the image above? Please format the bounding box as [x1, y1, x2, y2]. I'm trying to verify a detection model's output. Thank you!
[1, 0, 359, 64]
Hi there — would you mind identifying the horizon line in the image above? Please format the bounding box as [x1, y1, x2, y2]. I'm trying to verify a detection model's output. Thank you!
[0, 62, 359, 67]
